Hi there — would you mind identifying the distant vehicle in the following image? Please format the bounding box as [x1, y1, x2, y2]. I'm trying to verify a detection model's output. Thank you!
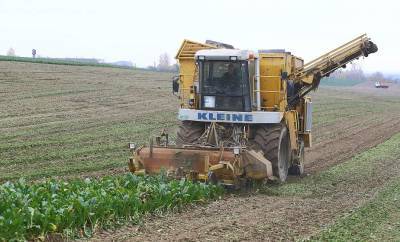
[375, 81, 389, 88]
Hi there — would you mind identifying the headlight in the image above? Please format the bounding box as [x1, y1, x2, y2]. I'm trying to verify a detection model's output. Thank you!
[203, 96, 215, 108]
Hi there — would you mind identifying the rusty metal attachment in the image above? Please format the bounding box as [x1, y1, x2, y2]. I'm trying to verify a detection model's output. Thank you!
[129, 126, 275, 187]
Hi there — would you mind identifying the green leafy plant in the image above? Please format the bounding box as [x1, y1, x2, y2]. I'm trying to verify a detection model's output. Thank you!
[0, 174, 223, 241]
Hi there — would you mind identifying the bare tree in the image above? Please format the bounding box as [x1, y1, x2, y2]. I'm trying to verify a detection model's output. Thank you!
[6, 48, 16, 56]
[157, 53, 171, 71]
[326, 63, 366, 81]
[347, 63, 365, 81]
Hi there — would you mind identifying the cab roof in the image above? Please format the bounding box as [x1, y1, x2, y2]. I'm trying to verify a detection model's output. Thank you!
[195, 49, 256, 61]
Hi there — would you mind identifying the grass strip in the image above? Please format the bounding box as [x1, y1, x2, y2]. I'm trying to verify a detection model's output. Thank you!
[320, 77, 365, 87]
[0, 56, 175, 73]
[0, 56, 132, 69]
[310, 177, 400, 241]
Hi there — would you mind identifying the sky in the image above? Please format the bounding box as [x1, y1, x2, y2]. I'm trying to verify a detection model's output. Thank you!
[0, 0, 399, 73]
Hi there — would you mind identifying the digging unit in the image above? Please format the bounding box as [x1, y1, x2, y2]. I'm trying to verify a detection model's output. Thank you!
[129, 34, 377, 186]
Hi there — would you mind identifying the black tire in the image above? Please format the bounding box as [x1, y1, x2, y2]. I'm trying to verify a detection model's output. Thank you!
[176, 121, 204, 146]
[254, 124, 290, 182]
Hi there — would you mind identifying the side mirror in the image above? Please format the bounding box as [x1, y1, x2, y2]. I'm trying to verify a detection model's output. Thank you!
[172, 76, 179, 94]
[281, 71, 288, 80]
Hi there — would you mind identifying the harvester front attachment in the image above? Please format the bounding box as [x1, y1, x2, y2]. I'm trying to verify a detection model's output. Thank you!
[128, 133, 274, 187]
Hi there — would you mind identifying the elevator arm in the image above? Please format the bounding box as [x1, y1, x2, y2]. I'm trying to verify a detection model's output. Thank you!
[288, 34, 378, 107]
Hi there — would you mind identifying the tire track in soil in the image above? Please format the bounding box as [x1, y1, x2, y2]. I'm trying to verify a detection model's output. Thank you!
[306, 116, 400, 173]
[88, 112, 400, 241]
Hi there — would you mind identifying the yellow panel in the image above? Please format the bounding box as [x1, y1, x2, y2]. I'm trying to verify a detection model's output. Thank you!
[259, 53, 286, 111]
[175, 39, 215, 60]
[175, 40, 216, 108]
[179, 59, 196, 107]
[284, 110, 299, 151]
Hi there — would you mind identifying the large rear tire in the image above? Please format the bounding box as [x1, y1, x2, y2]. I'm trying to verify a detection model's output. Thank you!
[254, 124, 290, 182]
[176, 121, 204, 146]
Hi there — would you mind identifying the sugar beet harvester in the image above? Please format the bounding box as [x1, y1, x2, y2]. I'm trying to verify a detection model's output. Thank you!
[129, 34, 377, 186]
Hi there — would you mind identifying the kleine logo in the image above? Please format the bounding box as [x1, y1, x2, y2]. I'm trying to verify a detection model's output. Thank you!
[197, 112, 253, 122]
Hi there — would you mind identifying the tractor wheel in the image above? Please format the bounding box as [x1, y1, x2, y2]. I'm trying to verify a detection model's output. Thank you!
[254, 124, 290, 182]
[288, 140, 305, 176]
[176, 121, 204, 146]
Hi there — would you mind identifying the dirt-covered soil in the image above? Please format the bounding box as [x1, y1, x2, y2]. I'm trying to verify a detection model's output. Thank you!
[0, 61, 176, 181]
[306, 116, 400, 173]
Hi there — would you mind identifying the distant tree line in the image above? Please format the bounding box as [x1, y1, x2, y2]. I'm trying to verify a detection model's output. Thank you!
[326, 63, 366, 81]
[5, 47, 178, 72]
[324, 63, 398, 84]
[147, 53, 178, 72]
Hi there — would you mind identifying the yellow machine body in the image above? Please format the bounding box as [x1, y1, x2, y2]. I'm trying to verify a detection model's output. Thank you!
[130, 34, 377, 185]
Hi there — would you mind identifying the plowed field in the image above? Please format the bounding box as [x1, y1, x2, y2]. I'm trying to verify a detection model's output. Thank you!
[1, 61, 400, 241]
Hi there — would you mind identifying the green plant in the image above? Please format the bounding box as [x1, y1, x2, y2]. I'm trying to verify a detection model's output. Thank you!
[0, 174, 223, 241]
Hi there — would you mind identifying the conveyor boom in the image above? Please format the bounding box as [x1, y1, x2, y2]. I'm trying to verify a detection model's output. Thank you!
[288, 34, 378, 106]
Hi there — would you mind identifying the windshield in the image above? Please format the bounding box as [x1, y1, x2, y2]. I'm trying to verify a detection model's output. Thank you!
[201, 61, 245, 96]
[203, 61, 246, 96]
[200, 61, 251, 112]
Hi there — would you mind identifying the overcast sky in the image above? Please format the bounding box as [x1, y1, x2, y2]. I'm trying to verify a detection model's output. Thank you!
[0, 0, 398, 73]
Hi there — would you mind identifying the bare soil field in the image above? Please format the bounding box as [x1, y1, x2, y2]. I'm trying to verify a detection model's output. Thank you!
[0, 62, 176, 181]
[1, 61, 400, 241]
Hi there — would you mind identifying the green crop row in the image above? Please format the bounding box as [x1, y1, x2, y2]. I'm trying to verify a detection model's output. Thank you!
[0, 174, 223, 241]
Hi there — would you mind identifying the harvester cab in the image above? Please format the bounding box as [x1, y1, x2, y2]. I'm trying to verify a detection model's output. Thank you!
[195, 49, 253, 113]
[129, 34, 377, 187]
